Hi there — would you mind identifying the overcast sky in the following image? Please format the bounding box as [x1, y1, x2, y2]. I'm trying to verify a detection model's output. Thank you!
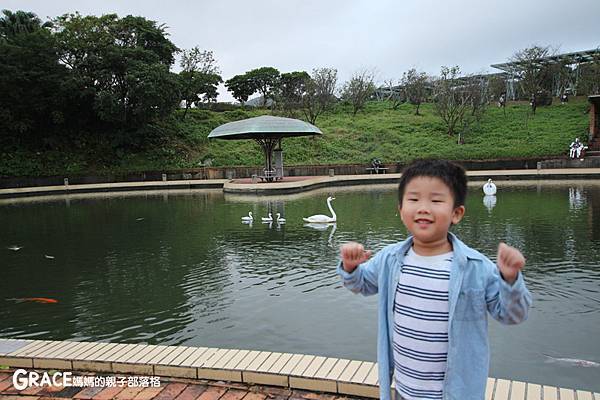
[4, 0, 600, 102]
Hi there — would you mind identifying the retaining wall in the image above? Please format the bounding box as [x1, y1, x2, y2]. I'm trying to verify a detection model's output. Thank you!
[0, 157, 568, 190]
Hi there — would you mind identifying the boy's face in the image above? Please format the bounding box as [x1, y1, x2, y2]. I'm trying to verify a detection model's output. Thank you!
[399, 176, 465, 249]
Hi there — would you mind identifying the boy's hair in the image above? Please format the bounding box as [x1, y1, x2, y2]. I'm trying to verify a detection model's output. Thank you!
[398, 159, 467, 207]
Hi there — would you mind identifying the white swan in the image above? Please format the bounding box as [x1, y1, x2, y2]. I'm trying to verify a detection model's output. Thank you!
[261, 213, 273, 222]
[483, 179, 497, 196]
[276, 213, 286, 223]
[303, 222, 334, 231]
[241, 211, 253, 222]
[303, 196, 336, 223]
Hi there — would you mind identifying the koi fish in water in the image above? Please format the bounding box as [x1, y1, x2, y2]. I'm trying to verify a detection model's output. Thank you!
[8, 297, 59, 304]
[544, 355, 600, 368]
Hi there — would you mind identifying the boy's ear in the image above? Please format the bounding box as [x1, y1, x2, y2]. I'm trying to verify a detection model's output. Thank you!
[452, 205, 465, 225]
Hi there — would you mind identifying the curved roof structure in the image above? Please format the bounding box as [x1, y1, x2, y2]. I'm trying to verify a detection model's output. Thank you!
[208, 115, 322, 140]
[491, 48, 600, 72]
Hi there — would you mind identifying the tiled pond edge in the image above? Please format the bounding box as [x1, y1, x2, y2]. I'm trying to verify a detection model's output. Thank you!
[1, 339, 598, 399]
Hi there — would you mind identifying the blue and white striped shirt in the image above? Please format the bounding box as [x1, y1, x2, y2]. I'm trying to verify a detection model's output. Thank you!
[393, 248, 452, 400]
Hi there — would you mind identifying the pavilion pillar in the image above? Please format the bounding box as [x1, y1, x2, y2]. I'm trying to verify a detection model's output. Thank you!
[255, 138, 279, 181]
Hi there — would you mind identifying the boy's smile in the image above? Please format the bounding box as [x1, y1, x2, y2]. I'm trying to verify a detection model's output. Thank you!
[399, 176, 465, 255]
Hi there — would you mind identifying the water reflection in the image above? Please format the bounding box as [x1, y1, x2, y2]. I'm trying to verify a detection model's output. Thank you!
[304, 223, 337, 247]
[569, 186, 586, 210]
[0, 182, 599, 391]
[589, 187, 600, 241]
[483, 195, 497, 211]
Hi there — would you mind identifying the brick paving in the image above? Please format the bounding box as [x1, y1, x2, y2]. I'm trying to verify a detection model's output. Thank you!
[0, 370, 368, 400]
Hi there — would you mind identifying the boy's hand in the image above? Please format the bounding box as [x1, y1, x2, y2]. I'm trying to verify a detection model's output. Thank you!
[340, 242, 372, 273]
[497, 242, 525, 284]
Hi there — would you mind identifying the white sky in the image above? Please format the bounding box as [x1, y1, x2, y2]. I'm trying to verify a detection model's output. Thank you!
[4, 0, 600, 102]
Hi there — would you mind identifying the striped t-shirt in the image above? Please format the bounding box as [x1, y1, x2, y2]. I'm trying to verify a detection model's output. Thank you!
[393, 248, 452, 400]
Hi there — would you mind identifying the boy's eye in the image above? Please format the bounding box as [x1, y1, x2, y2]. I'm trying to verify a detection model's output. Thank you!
[432, 200, 444, 203]
[407, 198, 418, 202]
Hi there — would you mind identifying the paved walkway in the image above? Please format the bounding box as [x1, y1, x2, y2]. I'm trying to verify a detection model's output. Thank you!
[1, 339, 598, 400]
[2, 369, 599, 400]
[2, 168, 599, 198]
[0, 369, 364, 400]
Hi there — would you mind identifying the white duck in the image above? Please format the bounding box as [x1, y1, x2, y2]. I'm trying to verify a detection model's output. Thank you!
[262, 213, 273, 223]
[483, 179, 497, 196]
[241, 212, 253, 222]
[303, 196, 337, 223]
[276, 213, 286, 224]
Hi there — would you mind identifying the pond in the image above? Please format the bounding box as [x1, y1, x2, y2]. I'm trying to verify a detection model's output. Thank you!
[1, 181, 599, 392]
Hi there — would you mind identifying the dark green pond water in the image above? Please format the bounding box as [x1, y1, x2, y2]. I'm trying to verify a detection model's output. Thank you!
[1, 181, 599, 391]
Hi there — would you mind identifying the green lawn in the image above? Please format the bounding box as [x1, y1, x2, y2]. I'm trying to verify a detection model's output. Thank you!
[1, 98, 590, 177]
[195, 98, 589, 167]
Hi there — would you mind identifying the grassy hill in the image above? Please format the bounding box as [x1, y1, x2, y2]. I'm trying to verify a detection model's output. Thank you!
[1, 98, 591, 177]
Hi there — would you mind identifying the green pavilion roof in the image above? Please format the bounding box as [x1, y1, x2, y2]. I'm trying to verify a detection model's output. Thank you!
[208, 115, 322, 140]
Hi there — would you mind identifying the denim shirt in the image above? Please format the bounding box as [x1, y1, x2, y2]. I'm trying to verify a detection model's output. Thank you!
[337, 233, 532, 400]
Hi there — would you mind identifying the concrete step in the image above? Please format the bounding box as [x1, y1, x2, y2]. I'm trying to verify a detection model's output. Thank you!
[541, 155, 600, 168]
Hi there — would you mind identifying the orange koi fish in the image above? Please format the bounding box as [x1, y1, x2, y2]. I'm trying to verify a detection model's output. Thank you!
[9, 297, 59, 304]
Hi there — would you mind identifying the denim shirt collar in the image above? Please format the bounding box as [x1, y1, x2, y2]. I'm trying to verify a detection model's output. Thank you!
[393, 232, 481, 267]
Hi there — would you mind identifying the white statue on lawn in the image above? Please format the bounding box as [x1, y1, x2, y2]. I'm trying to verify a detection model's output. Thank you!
[569, 138, 587, 159]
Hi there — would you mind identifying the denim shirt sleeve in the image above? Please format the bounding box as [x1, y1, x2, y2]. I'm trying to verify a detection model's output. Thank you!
[485, 259, 532, 324]
[336, 249, 385, 296]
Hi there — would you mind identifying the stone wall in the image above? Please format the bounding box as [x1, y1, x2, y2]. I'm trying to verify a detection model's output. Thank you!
[0, 156, 581, 189]
[539, 156, 600, 169]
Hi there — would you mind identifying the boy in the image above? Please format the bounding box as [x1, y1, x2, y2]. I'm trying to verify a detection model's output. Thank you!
[337, 159, 532, 400]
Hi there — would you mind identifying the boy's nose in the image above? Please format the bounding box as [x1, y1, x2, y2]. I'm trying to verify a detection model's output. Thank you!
[417, 206, 431, 214]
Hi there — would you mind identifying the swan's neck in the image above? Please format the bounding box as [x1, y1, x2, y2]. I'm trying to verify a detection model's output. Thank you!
[327, 199, 336, 219]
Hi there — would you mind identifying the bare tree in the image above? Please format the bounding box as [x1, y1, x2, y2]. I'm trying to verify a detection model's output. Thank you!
[433, 66, 472, 137]
[547, 59, 573, 97]
[510, 45, 555, 98]
[464, 76, 488, 118]
[301, 67, 338, 125]
[577, 48, 600, 95]
[180, 47, 220, 75]
[460, 76, 490, 143]
[383, 79, 404, 109]
[179, 47, 222, 118]
[402, 68, 429, 115]
[487, 74, 506, 103]
[341, 70, 376, 116]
